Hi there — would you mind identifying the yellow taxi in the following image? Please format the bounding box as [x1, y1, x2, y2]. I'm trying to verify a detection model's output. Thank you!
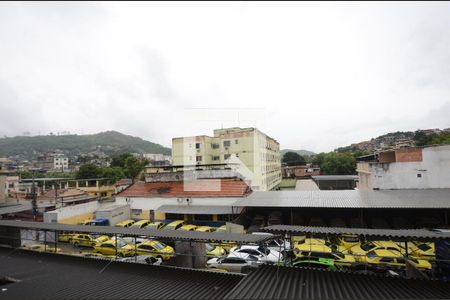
[178, 224, 198, 231]
[216, 225, 227, 232]
[206, 243, 226, 257]
[58, 231, 76, 243]
[93, 239, 134, 257]
[350, 241, 403, 262]
[131, 220, 152, 228]
[163, 220, 185, 230]
[365, 249, 432, 271]
[134, 240, 175, 261]
[71, 234, 109, 247]
[145, 221, 166, 230]
[294, 242, 355, 268]
[115, 220, 136, 227]
[335, 235, 361, 250]
[397, 241, 435, 260]
[196, 226, 217, 232]
[23, 243, 61, 253]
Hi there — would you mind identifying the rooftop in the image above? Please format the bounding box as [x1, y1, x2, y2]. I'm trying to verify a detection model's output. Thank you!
[233, 189, 450, 209]
[118, 179, 251, 198]
[0, 248, 243, 299]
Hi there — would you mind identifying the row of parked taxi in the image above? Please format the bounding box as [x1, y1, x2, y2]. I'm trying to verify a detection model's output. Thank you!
[289, 235, 435, 273]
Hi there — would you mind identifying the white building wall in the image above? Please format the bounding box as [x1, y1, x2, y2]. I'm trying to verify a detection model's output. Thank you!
[115, 196, 239, 211]
[371, 145, 450, 189]
[43, 201, 100, 223]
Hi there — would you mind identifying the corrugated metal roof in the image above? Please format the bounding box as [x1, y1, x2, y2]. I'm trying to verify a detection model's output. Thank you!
[0, 220, 274, 243]
[0, 248, 243, 299]
[225, 265, 450, 299]
[118, 179, 251, 198]
[295, 179, 320, 191]
[263, 225, 450, 240]
[0, 202, 32, 215]
[312, 175, 359, 181]
[233, 189, 450, 208]
[156, 204, 242, 215]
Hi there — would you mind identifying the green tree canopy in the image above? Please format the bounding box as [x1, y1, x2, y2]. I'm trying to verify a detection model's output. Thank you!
[97, 167, 126, 181]
[75, 163, 99, 179]
[124, 156, 147, 182]
[321, 152, 356, 175]
[282, 151, 306, 166]
[110, 153, 134, 168]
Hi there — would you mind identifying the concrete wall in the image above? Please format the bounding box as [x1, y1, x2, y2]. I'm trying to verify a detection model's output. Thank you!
[95, 204, 131, 225]
[371, 145, 450, 189]
[43, 201, 100, 224]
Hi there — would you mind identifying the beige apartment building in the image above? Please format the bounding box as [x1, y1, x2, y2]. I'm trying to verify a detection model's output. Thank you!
[172, 127, 282, 191]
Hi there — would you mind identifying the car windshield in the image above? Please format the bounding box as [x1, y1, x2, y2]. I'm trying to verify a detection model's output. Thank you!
[366, 251, 376, 258]
[257, 246, 270, 255]
[152, 242, 166, 250]
[206, 243, 215, 252]
[343, 236, 359, 243]
[417, 243, 432, 251]
[361, 243, 375, 251]
[164, 225, 177, 230]
[332, 251, 345, 259]
[117, 240, 127, 248]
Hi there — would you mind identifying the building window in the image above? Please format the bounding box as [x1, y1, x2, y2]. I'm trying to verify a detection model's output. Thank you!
[212, 143, 220, 149]
[417, 174, 422, 178]
[196, 143, 201, 149]
[224, 154, 231, 160]
[213, 156, 220, 161]
[223, 140, 231, 147]
[235, 139, 239, 144]
[196, 156, 202, 162]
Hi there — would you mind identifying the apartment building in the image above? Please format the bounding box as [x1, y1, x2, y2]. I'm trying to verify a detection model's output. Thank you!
[357, 144, 450, 190]
[172, 127, 282, 191]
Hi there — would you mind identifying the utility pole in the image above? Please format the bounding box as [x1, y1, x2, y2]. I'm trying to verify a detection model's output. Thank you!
[31, 174, 38, 221]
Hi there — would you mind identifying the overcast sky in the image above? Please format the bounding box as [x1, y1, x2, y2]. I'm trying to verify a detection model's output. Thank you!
[1, 2, 449, 152]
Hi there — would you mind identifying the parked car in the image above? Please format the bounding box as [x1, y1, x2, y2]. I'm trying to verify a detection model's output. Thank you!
[291, 256, 336, 270]
[364, 249, 432, 271]
[206, 256, 261, 272]
[131, 220, 152, 228]
[252, 232, 291, 251]
[216, 225, 227, 232]
[206, 243, 226, 257]
[71, 234, 109, 247]
[118, 255, 163, 265]
[333, 234, 361, 251]
[57, 231, 76, 243]
[196, 226, 216, 232]
[178, 224, 198, 231]
[163, 220, 185, 230]
[350, 241, 403, 262]
[115, 220, 136, 227]
[293, 243, 355, 268]
[229, 245, 282, 264]
[93, 240, 134, 257]
[145, 221, 166, 230]
[134, 240, 175, 261]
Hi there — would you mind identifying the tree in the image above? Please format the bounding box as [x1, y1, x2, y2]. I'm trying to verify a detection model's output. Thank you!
[98, 167, 126, 181]
[124, 156, 147, 182]
[110, 153, 134, 168]
[321, 152, 356, 175]
[76, 163, 99, 179]
[282, 151, 306, 166]
[311, 152, 326, 166]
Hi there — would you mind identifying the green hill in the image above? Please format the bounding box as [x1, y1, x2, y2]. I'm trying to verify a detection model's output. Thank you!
[0, 131, 171, 160]
[280, 149, 315, 157]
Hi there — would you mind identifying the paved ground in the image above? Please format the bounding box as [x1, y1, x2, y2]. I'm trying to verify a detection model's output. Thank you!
[295, 179, 320, 190]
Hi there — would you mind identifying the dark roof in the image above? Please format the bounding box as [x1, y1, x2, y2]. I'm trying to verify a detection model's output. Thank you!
[225, 265, 450, 299]
[263, 225, 450, 241]
[0, 247, 242, 299]
[156, 204, 242, 215]
[0, 220, 275, 243]
[234, 189, 450, 208]
[118, 179, 250, 198]
[0, 202, 32, 215]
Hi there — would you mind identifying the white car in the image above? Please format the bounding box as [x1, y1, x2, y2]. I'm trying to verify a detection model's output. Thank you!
[110, 236, 148, 245]
[206, 256, 261, 273]
[118, 255, 162, 265]
[252, 232, 291, 251]
[229, 245, 283, 264]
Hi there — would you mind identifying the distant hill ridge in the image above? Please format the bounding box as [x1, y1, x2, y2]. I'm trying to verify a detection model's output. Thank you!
[280, 149, 316, 157]
[0, 131, 171, 160]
